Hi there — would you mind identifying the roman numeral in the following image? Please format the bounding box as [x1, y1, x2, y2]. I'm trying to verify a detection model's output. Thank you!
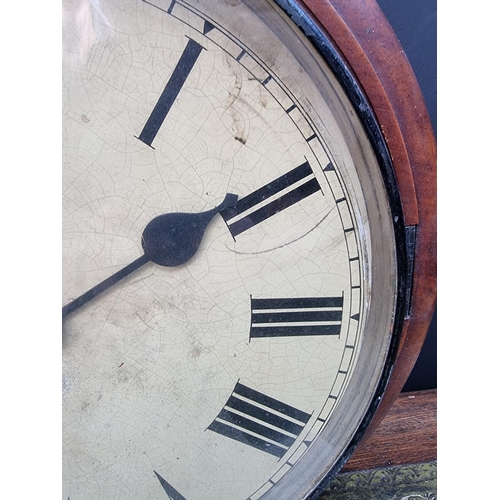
[207, 382, 311, 458]
[154, 471, 187, 500]
[220, 161, 321, 238]
[249, 296, 343, 339]
[137, 34, 210, 147]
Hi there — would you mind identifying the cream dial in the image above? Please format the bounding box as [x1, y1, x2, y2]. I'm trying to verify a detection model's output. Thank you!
[62, 1, 398, 499]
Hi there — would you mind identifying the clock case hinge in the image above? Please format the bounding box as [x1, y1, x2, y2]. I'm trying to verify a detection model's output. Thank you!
[404, 225, 417, 319]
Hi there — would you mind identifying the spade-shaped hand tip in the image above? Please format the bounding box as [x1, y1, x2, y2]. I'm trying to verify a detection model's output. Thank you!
[141, 193, 238, 267]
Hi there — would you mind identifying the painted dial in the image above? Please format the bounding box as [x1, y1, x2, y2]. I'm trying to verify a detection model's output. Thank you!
[62, 1, 398, 499]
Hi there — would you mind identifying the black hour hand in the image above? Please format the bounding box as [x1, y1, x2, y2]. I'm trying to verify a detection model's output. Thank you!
[141, 193, 237, 266]
[62, 193, 238, 319]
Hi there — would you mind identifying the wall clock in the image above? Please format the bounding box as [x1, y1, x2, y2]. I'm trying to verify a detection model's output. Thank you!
[62, 0, 436, 499]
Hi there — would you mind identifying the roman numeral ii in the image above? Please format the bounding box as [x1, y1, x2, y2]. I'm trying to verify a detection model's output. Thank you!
[220, 161, 321, 238]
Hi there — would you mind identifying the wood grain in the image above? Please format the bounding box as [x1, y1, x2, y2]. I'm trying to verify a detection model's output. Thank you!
[300, 0, 437, 442]
[342, 389, 437, 472]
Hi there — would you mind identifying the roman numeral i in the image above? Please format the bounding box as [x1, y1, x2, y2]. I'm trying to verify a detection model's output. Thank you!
[137, 20, 214, 147]
[207, 382, 311, 458]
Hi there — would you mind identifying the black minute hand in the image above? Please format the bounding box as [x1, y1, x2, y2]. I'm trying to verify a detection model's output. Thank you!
[62, 193, 238, 319]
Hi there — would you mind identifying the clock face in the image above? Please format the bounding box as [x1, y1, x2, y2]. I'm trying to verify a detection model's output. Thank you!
[62, 1, 401, 499]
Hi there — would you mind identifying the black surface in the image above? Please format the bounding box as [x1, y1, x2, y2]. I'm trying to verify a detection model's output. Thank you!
[142, 193, 238, 266]
[137, 37, 205, 147]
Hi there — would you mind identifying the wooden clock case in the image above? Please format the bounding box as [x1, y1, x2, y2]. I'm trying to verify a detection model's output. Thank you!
[278, 0, 436, 488]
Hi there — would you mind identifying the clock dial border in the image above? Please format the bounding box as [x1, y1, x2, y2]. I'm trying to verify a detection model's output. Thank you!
[276, 0, 437, 496]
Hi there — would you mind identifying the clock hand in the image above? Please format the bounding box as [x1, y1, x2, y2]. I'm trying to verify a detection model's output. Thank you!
[62, 254, 150, 319]
[62, 193, 238, 319]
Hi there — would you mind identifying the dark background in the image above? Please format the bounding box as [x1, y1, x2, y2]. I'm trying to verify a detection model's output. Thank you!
[375, 0, 437, 392]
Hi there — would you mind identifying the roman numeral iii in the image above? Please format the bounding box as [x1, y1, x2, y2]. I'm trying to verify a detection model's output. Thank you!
[249, 296, 343, 339]
[220, 161, 321, 238]
[207, 382, 311, 458]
